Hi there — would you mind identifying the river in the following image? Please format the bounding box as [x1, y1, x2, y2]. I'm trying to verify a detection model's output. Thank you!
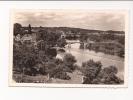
[56, 40, 124, 80]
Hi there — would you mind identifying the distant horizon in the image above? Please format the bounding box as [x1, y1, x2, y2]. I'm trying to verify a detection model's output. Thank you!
[17, 23, 125, 32]
[13, 10, 126, 31]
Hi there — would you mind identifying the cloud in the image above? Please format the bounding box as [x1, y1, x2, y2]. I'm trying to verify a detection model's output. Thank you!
[13, 10, 125, 31]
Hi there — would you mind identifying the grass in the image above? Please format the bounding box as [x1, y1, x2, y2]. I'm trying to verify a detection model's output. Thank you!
[13, 70, 83, 84]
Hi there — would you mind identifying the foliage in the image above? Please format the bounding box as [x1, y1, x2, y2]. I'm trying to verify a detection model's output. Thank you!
[57, 38, 67, 48]
[46, 48, 57, 58]
[97, 66, 123, 84]
[36, 28, 62, 47]
[13, 41, 46, 76]
[54, 58, 63, 65]
[80, 43, 85, 49]
[80, 34, 88, 42]
[13, 23, 22, 36]
[82, 60, 123, 84]
[28, 24, 32, 34]
[44, 60, 71, 80]
[13, 25, 124, 83]
[117, 49, 125, 58]
[54, 71, 71, 80]
[81, 60, 102, 84]
[45, 61, 57, 77]
[63, 53, 77, 71]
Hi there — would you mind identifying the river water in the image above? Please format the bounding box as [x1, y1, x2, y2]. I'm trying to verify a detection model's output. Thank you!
[56, 40, 124, 79]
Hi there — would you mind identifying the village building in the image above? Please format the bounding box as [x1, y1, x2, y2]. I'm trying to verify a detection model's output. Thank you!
[14, 34, 21, 42]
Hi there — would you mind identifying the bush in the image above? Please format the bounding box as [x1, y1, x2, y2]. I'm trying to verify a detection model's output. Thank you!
[45, 63, 71, 80]
[81, 60, 102, 84]
[82, 63, 124, 84]
[46, 48, 57, 58]
[13, 41, 48, 77]
[63, 53, 77, 71]
[55, 58, 63, 65]
[45, 61, 57, 76]
[79, 43, 84, 49]
[97, 66, 123, 84]
[54, 72, 71, 80]
[57, 38, 67, 48]
[13, 23, 22, 36]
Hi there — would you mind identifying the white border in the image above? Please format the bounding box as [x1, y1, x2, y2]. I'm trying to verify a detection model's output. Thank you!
[1, 1, 133, 100]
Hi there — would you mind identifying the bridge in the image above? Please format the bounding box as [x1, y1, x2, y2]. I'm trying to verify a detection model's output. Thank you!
[66, 41, 86, 49]
[66, 40, 124, 49]
[66, 41, 82, 44]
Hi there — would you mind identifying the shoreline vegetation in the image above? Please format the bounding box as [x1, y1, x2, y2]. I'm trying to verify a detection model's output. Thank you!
[13, 23, 124, 84]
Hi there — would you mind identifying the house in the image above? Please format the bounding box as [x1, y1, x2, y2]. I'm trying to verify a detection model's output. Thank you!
[14, 34, 21, 42]
[21, 34, 32, 43]
[21, 32, 37, 44]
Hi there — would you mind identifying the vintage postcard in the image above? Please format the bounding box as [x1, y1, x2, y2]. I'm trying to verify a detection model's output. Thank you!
[9, 9, 128, 87]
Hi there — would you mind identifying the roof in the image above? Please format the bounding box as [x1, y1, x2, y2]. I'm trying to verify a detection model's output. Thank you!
[21, 34, 32, 41]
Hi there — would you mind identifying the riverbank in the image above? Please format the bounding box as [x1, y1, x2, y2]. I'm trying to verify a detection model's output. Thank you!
[57, 40, 124, 80]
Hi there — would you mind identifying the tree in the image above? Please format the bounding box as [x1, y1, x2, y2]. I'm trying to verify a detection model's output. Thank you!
[98, 66, 123, 84]
[13, 40, 40, 76]
[45, 61, 57, 77]
[55, 58, 63, 65]
[81, 60, 123, 84]
[80, 42, 85, 49]
[80, 34, 88, 42]
[28, 24, 32, 34]
[13, 23, 22, 36]
[37, 40, 46, 51]
[84, 65, 124, 84]
[46, 48, 57, 58]
[81, 60, 102, 84]
[45, 61, 71, 80]
[57, 37, 67, 48]
[63, 53, 77, 71]
[118, 49, 124, 58]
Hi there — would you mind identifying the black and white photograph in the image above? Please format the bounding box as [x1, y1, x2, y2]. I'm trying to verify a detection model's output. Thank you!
[1, 1, 133, 100]
[10, 9, 128, 86]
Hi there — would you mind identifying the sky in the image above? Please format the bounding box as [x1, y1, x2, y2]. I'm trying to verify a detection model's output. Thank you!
[13, 10, 126, 31]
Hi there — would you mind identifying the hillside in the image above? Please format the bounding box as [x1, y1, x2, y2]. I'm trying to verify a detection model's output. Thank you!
[30, 26, 125, 34]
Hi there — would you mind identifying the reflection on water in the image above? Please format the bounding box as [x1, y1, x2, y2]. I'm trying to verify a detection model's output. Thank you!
[56, 40, 124, 79]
